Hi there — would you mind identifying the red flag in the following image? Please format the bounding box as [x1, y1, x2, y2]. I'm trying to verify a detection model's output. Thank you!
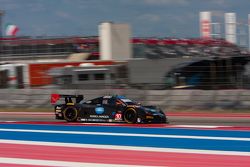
[51, 94, 60, 104]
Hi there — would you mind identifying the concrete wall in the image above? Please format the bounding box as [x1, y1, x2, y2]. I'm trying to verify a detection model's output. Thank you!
[1, 89, 250, 111]
[128, 58, 208, 84]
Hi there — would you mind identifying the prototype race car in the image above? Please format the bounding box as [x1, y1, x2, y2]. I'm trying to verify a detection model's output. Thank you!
[51, 94, 168, 123]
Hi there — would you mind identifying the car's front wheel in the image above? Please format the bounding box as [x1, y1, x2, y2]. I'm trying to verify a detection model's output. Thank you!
[124, 108, 137, 123]
[63, 106, 78, 122]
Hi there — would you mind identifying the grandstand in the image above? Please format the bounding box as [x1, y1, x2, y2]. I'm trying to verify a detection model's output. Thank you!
[132, 38, 249, 59]
[0, 36, 248, 61]
[0, 35, 249, 89]
[0, 36, 99, 61]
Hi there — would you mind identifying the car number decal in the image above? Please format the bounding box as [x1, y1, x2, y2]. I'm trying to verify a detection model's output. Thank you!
[115, 113, 122, 120]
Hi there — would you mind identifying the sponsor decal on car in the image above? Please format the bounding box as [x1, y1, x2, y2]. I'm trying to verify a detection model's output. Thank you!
[146, 115, 154, 119]
[103, 96, 112, 98]
[90, 115, 109, 119]
[56, 106, 62, 109]
[95, 107, 104, 114]
[120, 99, 132, 103]
[127, 105, 140, 108]
[114, 113, 122, 120]
[55, 110, 61, 113]
[81, 118, 109, 122]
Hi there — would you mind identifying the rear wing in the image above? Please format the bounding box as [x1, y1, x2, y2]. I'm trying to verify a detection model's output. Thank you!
[51, 94, 84, 105]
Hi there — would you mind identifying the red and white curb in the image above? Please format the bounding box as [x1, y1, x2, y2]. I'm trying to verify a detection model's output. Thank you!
[0, 140, 250, 167]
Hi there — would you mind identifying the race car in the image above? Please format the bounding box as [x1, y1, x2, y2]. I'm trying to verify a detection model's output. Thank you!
[51, 94, 168, 124]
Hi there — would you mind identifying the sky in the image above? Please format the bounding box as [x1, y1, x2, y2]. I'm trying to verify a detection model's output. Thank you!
[1, 0, 250, 38]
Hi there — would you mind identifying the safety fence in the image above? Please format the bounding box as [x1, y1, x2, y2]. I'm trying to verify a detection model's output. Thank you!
[1, 89, 250, 111]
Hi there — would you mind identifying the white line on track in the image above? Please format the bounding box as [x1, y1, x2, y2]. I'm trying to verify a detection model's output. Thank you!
[0, 121, 226, 128]
[0, 128, 249, 141]
[1, 139, 250, 156]
[0, 157, 156, 167]
[172, 125, 227, 128]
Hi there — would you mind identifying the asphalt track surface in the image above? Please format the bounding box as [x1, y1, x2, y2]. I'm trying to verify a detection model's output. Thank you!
[0, 112, 250, 166]
[0, 111, 250, 126]
[0, 121, 250, 166]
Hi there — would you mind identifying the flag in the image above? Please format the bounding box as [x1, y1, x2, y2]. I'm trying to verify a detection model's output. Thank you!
[5, 24, 19, 36]
[51, 94, 60, 104]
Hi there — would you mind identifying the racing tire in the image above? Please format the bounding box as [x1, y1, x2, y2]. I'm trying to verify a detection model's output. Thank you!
[63, 106, 78, 122]
[124, 108, 137, 124]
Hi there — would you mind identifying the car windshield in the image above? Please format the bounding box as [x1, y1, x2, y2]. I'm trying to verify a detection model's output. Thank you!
[119, 98, 137, 105]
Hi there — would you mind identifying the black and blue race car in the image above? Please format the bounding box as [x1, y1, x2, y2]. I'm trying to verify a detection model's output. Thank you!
[51, 94, 168, 124]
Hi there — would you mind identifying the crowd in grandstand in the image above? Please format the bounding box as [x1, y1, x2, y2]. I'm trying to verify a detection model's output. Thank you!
[0, 36, 249, 61]
[133, 38, 249, 59]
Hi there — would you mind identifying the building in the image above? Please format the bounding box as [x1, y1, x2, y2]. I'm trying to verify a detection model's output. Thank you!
[48, 63, 127, 89]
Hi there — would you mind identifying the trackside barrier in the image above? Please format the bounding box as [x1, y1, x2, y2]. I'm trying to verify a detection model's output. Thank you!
[0, 89, 250, 110]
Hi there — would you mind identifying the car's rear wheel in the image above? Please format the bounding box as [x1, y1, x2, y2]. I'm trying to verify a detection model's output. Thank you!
[63, 106, 78, 122]
[124, 108, 137, 123]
